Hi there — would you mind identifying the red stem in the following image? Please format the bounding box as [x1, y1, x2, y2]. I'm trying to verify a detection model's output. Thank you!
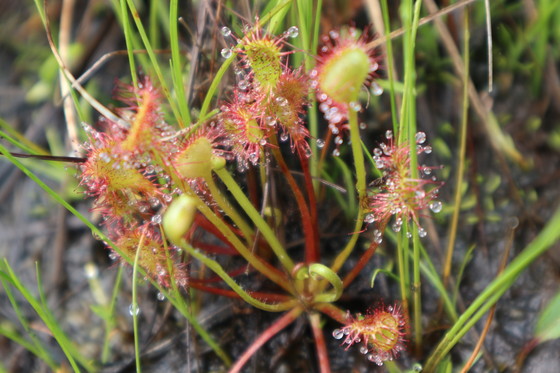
[272, 146, 316, 263]
[342, 220, 388, 287]
[309, 313, 331, 373]
[189, 282, 292, 302]
[315, 303, 350, 324]
[299, 152, 319, 262]
[229, 307, 303, 373]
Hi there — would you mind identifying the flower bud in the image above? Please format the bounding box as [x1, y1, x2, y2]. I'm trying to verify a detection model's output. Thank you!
[163, 194, 198, 246]
[174, 137, 226, 179]
[318, 47, 371, 103]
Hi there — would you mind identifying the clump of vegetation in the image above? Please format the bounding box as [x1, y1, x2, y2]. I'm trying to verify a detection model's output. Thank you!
[1, 1, 560, 372]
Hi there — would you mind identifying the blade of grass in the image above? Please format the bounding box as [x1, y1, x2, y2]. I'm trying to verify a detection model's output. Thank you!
[424, 205, 560, 371]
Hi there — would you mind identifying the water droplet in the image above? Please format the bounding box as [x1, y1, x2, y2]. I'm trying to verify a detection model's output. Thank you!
[423, 145, 432, 154]
[238, 79, 249, 90]
[287, 26, 299, 38]
[406, 232, 412, 238]
[334, 136, 343, 145]
[280, 133, 289, 142]
[275, 96, 288, 106]
[359, 122, 367, 130]
[349, 101, 362, 111]
[364, 214, 375, 224]
[248, 152, 259, 164]
[429, 201, 442, 213]
[151, 214, 162, 225]
[374, 235, 383, 244]
[316, 139, 325, 148]
[157, 292, 166, 301]
[259, 138, 267, 146]
[221, 48, 232, 59]
[418, 227, 427, 238]
[221, 26, 231, 37]
[266, 116, 277, 127]
[359, 346, 369, 354]
[128, 303, 140, 316]
[304, 147, 312, 158]
[108, 252, 118, 261]
[371, 82, 383, 96]
[392, 221, 402, 232]
[412, 363, 423, 372]
[415, 131, 426, 144]
[84, 263, 98, 279]
[332, 149, 340, 157]
[369, 61, 379, 72]
[332, 329, 344, 339]
[423, 166, 432, 175]
[385, 130, 393, 139]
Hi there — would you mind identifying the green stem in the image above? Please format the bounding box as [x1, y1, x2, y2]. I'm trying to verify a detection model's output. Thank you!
[193, 193, 290, 291]
[330, 108, 365, 273]
[443, 6, 470, 286]
[215, 168, 294, 272]
[424, 205, 560, 372]
[205, 175, 254, 244]
[412, 223, 422, 354]
[101, 265, 123, 363]
[396, 226, 410, 319]
[131, 232, 144, 373]
[182, 241, 297, 312]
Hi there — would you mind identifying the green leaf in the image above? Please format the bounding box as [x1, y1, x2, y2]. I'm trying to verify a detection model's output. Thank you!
[535, 291, 560, 342]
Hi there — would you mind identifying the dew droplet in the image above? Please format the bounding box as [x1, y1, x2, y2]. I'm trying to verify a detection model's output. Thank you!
[266, 116, 277, 127]
[316, 139, 325, 148]
[287, 26, 299, 38]
[334, 136, 343, 145]
[84, 263, 98, 279]
[364, 214, 375, 224]
[157, 292, 166, 301]
[418, 227, 427, 238]
[332, 149, 340, 157]
[221, 26, 231, 37]
[359, 122, 367, 130]
[369, 61, 379, 72]
[360, 346, 369, 354]
[221, 48, 232, 59]
[304, 147, 312, 158]
[332, 329, 344, 339]
[349, 101, 362, 111]
[412, 363, 423, 372]
[429, 201, 442, 213]
[151, 214, 162, 225]
[275, 96, 288, 107]
[406, 232, 412, 238]
[423, 145, 432, 154]
[385, 130, 393, 139]
[415, 131, 426, 144]
[280, 133, 289, 142]
[238, 79, 249, 90]
[128, 304, 140, 316]
[371, 82, 383, 96]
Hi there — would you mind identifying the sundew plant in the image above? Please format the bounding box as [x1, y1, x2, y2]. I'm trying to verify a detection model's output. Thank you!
[1, 0, 560, 372]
